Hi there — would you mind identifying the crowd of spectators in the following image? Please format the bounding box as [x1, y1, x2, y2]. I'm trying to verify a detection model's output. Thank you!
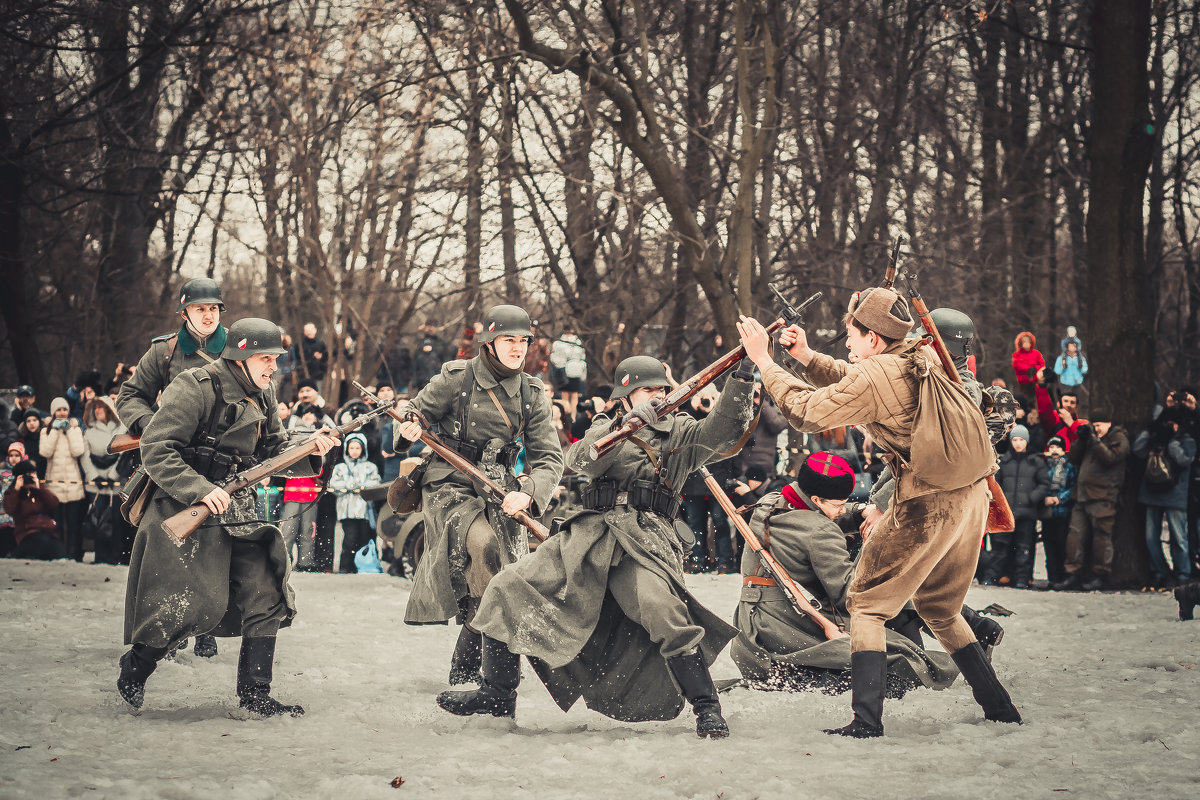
[3, 319, 1199, 604]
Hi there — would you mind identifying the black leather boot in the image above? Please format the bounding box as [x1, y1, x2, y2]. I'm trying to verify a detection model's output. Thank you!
[437, 635, 520, 718]
[448, 598, 483, 685]
[237, 637, 304, 717]
[963, 606, 1005, 662]
[194, 634, 219, 658]
[951, 641, 1021, 723]
[824, 650, 886, 738]
[666, 649, 729, 738]
[117, 644, 168, 709]
[448, 625, 483, 685]
[1175, 581, 1200, 621]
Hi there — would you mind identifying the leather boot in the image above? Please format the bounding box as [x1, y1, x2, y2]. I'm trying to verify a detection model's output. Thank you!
[117, 644, 168, 709]
[1175, 581, 1200, 621]
[963, 606, 1005, 662]
[449, 598, 483, 685]
[824, 650, 886, 738]
[951, 641, 1021, 723]
[237, 637, 304, 717]
[666, 648, 729, 738]
[437, 635, 520, 718]
[194, 634, 219, 658]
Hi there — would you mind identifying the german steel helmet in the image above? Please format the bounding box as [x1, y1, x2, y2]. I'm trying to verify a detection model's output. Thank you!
[178, 277, 225, 312]
[927, 307, 975, 358]
[478, 305, 533, 344]
[222, 318, 287, 359]
[611, 356, 669, 400]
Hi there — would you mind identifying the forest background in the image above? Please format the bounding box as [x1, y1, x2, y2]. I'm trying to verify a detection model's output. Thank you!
[1, 0, 1195, 425]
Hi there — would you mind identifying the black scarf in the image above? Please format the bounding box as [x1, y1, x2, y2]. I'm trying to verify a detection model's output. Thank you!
[481, 344, 523, 380]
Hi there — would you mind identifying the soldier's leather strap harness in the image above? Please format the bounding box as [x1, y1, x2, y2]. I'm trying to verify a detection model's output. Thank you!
[441, 363, 530, 470]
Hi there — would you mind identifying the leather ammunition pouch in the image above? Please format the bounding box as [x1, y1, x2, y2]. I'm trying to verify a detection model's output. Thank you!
[441, 436, 521, 469]
[580, 478, 619, 511]
[581, 478, 681, 519]
[180, 444, 242, 484]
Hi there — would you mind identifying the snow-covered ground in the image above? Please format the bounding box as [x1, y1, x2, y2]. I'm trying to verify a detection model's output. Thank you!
[1, 559, 1197, 800]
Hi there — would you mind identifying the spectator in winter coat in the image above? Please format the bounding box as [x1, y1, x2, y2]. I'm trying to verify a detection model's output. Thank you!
[39, 397, 86, 561]
[1053, 409, 1130, 591]
[549, 324, 588, 418]
[680, 389, 737, 573]
[0, 443, 24, 553]
[1132, 407, 1196, 588]
[1054, 341, 1088, 392]
[0, 399, 19, 451]
[18, 411, 47, 479]
[81, 396, 128, 565]
[2, 460, 65, 560]
[1035, 383, 1087, 451]
[297, 322, 329, 382]
[736, 383, 788, 480]
[983, 425, 1050, 589]
[328, 432, 381, 573]
[1039, 436, 1077, 585]
[1010, 331, 1045, 393]
[10, 385, 45, 426]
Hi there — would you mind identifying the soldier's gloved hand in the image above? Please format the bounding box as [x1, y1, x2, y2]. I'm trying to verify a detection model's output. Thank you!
[733, 357, 756, 382]
[622, 400, 660, 428]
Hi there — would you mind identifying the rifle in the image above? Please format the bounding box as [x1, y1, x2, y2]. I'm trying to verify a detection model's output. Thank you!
[590, 290, 822, 459]
[699, 467, 846, 641]
[159, 399, 397, 544]
[817, 237, 905, 354]
[107, 432, 140, 455]
[352, 381, 551, 542]
[900, 273, 1016, 533]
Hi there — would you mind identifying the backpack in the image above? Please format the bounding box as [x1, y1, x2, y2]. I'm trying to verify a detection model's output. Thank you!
[908, 351, 995, 490]
[1144, 447, 1178, 488]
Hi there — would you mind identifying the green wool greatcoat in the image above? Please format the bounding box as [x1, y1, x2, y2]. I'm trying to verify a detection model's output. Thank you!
[116, 324, 228, 435]
[472, 375, 755, 722]
[123, 358, 320, 649]
[397, 356, 564, 623]
[731, 490, 958, 690]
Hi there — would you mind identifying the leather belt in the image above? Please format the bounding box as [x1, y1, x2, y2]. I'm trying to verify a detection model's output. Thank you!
[742, 576, 777, 587]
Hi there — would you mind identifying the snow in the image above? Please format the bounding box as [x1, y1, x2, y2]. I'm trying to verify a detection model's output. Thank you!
[1, 560, 1197, 799]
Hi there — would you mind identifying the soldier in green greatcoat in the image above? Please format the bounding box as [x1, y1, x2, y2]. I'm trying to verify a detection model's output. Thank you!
[392, 305, 564, 684]
[438, 355, 755, 738]
[118, 319, 340, 716]
[731, 452, 961, 696]
[116, 277, 229, 658]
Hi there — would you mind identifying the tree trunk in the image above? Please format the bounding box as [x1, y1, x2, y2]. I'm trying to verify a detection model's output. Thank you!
[1084, 0, 1155, 587]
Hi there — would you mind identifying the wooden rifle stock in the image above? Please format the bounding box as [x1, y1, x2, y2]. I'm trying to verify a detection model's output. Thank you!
[107, 433, 140, 455]
[700, 467, 846, 641]
[160, 399, 397, 544]
[352, 382, 550, 542]
[902, 276, 1016, 533]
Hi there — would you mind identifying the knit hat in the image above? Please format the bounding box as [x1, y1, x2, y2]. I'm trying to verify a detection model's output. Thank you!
[1046, 435, 1066, 450]
[795, 452, 855, 501]
[50, 397, 70, 414]
[846, 287, 914, 341]
[1088, 407, 1112, 424]
[298, 378, 318, 392]
[1009, 425, 1030, 442]
[7, 441, 25, 457]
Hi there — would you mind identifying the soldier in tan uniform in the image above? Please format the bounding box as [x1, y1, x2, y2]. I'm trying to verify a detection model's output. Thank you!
[738, 287, 1020, 737]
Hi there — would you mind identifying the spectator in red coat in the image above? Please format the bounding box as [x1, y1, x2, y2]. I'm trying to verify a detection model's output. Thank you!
[1011, 331, 1046, 392]
[1035, 380, 1087, 451]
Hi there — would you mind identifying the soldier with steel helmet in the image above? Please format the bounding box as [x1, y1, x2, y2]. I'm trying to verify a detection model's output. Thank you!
[118, 318, 340, 716]
[391, 304, 564, 685]
[115, 277, 232, 658]
[437, 354, 755, 738]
